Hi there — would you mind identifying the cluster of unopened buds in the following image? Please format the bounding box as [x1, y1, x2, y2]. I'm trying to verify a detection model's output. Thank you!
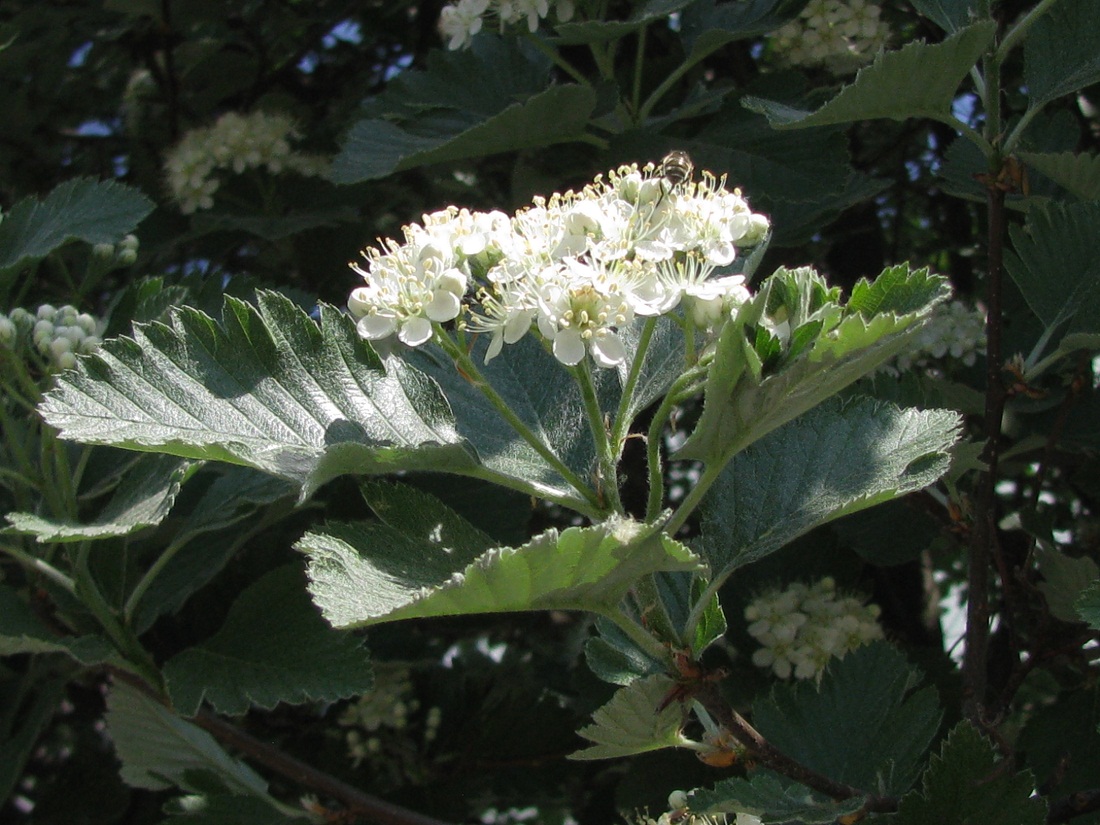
[0, 304, 104, 373]
[744, 578, 883, 680]
[163, 110, 328, 214]
[438, 0, 576, 49]
[770, 0, 890, 74]
[337, 666, 441, 769]
[347, 157, 770, 369]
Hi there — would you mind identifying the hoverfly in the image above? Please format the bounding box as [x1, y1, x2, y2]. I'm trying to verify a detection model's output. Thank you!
[656, 150, 694, 208]
[660, 150, 694, 188]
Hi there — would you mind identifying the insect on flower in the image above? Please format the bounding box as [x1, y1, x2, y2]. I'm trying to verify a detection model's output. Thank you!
[660, 150, 694, 189]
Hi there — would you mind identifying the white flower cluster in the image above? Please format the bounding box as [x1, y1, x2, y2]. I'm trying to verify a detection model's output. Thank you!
[745, 578, 883, 681]
[0, 304, 104, 372]
[770, 0, 890, 74]
[163, 110, 328, 214]
[348, 161, 769, 369]
[439, 0, 576, 49]
[890, 298, 986, 374]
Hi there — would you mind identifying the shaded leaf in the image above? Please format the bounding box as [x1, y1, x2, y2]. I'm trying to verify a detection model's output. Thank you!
[909, 0, 983, 34]
[891, 722, 1046, 825]
[584, 616, 666, 686]
[159, 792, 312, 824]
[39, 291, 474, 501]
[1023, 0, 1100, 112]
[743, 23, 995, 128]
[680, 0, 798, 60]
[753, 643, 941, 795]
[0, 178, 154, 272]
[689, 771, 863, 823]
[569, 674, 689, 760]
[1004, 201, 1100, 341]
[1020, 151, 1100, 201]
[164, 566, 373, 716]
[0, 678, 66, 804]
[105, 683, 269, 797]
[695, 397, 959, 581]
[6, 455, 196, 542]
[1035, 545, 1098, 624]
[330, 38, 595, 183]
[0, 585, 114, 664]
[299, 483, 701, 628]
[1076, 580, 1100, 629]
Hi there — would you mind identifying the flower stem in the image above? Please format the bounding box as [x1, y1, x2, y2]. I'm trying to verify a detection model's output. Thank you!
[610, 317, 657, 455]
[572, 360, 624, 513]
[0, 542, 76, 594]
[435, 329, 606, 514]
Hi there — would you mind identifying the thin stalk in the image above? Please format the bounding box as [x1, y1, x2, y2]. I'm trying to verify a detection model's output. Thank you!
[644, 369, 705, 522]
[572, 360, 624, 513]
[73, 543, 162, 689]
[0, 542, 76, 594]
[962, 31, 1009, 721]
[638, 44, 717, 122]
[995, 0, 1061, 64]
[600, 606, 672, 663]
[663, 457, 725, 537]
[610, 316, 657, 454]
[435, 330, 605, 513]
[520, 30, 589, 84]
[631, 573, 683, 647]
[631, 27, 647, 118]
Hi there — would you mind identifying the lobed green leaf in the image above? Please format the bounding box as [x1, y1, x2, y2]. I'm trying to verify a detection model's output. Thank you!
[164, 566, 373, 716]
[39, 291, 474, 500]
[743, 23, 996, 129]
[569, 674, 689, 760]
[299, 482, 701, 628]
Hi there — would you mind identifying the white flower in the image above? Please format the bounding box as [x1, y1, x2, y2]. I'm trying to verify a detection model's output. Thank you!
[535, 260, 634, 368]
[438, 0, 489, 49]
[349, 235, 468, 347]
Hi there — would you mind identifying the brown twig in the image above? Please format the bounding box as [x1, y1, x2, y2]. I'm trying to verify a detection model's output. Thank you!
[1047, 789, 1100, 824]
[693, 682, 897, 815]
[192, 709, 456, 825]
[962, 178, 1008, 724]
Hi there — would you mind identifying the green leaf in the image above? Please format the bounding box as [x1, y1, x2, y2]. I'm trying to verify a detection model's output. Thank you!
[569, 674, 689, 760]
[1016, 686, 1100, 817]
[329, 38, 595, 183]
[680, 265, 952, 467]
[0, 677, 67, 804]
[0, 178, 154, 272]
[552, 1, 693, 45]
[132, 467, 296, 631]
[909, 0, 982, 34]
[1035, 545, 1098, 624]
[6, 455, 196, 542]
[1004, 201, 1100, 341]
[1076, 580, 1100, 629]
[752, 643, 941, 795]
[1023, 0, 1100, 113]
[695, 397, 959, 581]
[680, 0, 798, 61]
[164, 566, 373, 716]
[408, 334, 603, 507]
[891, 722, 1047, 825]
[688, 771, 864, 823]
[743, 23, 996, 128]
[105, 683, 270, 797]
[39, 291, 474, 500]
[1020, 151, 1100, 201]
[584, 616, 667, 686]
[298, 482, 702, 628]
[0, 585, 114, 663]
[159, 793, 312, 824]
